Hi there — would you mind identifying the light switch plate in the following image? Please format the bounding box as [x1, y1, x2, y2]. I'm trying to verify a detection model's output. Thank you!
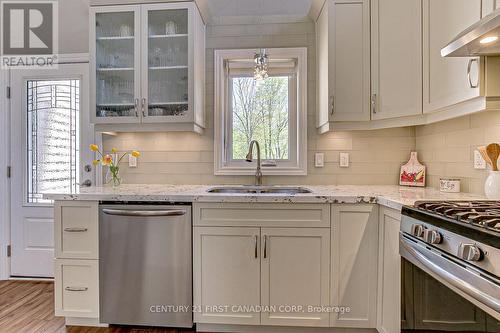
[474, 149, 486, 169]
[339, 152, 349, 168]
[129, 154, 138, 168]
[315, 153, 324, 168]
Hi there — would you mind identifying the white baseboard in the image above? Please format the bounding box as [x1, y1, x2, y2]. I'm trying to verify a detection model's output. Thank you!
[65, 317, 109, 327]
[196, 323, 377, 333]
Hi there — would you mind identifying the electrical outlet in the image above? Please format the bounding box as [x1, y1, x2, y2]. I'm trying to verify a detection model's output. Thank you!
[474, 149, 486, 169]
[339, 152, 350, 168]
[129, 154, 138, 168]
[315, 153, 324, 168]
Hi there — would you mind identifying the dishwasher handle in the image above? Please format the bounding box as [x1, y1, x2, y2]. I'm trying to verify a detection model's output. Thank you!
[102, 208, 187, 217]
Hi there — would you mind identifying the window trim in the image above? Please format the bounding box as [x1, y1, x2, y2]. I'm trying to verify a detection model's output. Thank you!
[214, 48, 307, 176]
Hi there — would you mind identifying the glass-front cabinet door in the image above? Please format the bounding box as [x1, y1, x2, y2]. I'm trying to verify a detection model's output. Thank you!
[142, 3, 191, 123]
[90, 6, 141, 123]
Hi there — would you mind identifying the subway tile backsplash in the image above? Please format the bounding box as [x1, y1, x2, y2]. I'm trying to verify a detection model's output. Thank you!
[415, 110, 500, 195]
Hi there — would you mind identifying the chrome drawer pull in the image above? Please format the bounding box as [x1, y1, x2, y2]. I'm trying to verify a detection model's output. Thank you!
[64, 227, 88, 232]
[65, 286, 88, 292]
[102, 209, 186, 217]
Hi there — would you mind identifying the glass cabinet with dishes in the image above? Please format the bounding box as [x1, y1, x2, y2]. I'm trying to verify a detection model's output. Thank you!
[90, 3, 205, 132]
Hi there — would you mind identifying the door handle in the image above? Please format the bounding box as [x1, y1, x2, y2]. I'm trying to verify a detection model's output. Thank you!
[64, 227, 88, 232]
[141, 98, 147, 117]
[102, 209, 186, 217]
[330, 95, 335, 115]
[134, 98, 139, 117]
[80, 179, 92, 187]
[467, 58, 479, 88]
[254, 235, 258, 259]
[263, 235, 268, 259]
[65, 286, 88, 292]
[371, 93, 377, 114]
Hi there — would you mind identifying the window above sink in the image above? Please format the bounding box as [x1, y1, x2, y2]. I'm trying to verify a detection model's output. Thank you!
[213, 48, 308, 176]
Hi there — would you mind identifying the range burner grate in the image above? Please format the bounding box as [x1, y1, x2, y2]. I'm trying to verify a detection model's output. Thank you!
[415, 201, 500, 233]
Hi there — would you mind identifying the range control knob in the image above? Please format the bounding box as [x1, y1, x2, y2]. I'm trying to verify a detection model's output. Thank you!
[423, 229, 442, 244]
[458, 244, 483, 262]
[411, 224, 425, 237]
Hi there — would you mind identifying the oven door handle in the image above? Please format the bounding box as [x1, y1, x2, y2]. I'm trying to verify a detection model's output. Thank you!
[400, 235, 500, 314]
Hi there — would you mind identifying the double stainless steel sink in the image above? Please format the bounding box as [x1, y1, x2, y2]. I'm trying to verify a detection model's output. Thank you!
[207, 186, 312, 194]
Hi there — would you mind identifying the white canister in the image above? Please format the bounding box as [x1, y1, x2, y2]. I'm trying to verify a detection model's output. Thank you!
[439, 178, 460, 193]
[484, 171, 500, 199]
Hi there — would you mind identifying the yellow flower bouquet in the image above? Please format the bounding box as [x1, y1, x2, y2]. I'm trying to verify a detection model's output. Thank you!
[90, 144, 140, 187]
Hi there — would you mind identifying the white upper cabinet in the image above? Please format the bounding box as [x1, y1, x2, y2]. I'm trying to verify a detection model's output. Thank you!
[90, 2, 205, 132]
[422, 0, 482, 114]
[371, 0, 423, 120]
[91, 6, 141, 124]
[316, 0, 370, 131]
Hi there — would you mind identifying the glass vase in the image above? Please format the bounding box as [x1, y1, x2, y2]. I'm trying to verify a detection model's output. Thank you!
[105, 168, 122, 187]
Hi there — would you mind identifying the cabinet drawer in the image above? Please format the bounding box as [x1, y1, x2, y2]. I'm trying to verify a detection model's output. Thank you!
[54, 259, 99, 318]
[194, 203, 330, 228]
[54, 201, 99, 259]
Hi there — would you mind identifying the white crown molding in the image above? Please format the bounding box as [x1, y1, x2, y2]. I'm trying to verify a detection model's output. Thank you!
[88, 0, 211, 24]
[308, 0, 326, 21]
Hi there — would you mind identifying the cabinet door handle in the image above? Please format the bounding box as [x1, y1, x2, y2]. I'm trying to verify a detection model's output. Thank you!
[263, 235, 268, 259]
[330, 95, 335, 115]
[371, 93, 377, 114]
[65, 286, 88, 292]
[141, 98, 147, 117]
[134, 98, 139, 117]
[254, 235, 258, 259]
[64, 227, 88, 232]
[467, 58, 479, 88]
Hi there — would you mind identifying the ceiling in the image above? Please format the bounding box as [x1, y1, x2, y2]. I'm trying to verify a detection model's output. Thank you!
[205, 0, 314, 22]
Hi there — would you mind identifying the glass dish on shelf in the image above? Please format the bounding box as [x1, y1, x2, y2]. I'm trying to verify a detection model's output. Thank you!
[96, 104, 136, 118]
[148, 103, 188, 117]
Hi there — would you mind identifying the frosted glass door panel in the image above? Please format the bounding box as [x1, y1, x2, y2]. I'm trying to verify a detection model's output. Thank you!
[95, 11, 136, 118]
[147, 9, 189, 117]
[27, 80, 80, 204]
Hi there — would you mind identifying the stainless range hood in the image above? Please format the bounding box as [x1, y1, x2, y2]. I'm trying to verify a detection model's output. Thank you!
[442, 7, 500, 57]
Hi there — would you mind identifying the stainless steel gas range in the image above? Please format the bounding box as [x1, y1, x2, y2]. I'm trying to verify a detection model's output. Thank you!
[400, 201, 500, 332]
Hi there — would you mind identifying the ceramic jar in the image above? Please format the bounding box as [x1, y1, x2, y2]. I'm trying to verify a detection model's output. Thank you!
[484, 171, 500, 199]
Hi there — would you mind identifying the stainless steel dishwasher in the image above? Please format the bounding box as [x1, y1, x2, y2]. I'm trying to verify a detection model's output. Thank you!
[99, 204, 192, 328]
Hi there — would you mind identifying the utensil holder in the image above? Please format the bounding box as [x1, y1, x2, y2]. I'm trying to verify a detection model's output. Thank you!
[484, 170, 500, 199]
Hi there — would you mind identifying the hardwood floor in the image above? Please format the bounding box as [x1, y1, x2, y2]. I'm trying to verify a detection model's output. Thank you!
[0, 281, 200, 333]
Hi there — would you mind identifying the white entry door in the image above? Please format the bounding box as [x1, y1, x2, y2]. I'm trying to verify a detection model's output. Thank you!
[10, 63, 93, 277]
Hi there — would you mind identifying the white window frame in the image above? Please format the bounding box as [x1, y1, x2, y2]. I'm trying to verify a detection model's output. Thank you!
[214, 48, 307, 176]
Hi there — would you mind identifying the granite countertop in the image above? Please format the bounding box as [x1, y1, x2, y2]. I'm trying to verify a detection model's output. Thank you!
[43, 184, 487, 211]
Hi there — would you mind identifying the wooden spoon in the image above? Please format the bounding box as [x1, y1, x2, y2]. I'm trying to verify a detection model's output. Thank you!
[478, 146, 493, 167]
[486, 143, 500, 171]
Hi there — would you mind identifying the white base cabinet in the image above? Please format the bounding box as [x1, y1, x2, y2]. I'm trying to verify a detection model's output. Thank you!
[377, 207, 402, 333]
[193, 203, 331, 328]
[331, 204, 379, 328]
[260, 228, 330, 327]
[54, 201, 100, 322]
[54, 259, 99, 318]
[193, 227, 261, 325]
